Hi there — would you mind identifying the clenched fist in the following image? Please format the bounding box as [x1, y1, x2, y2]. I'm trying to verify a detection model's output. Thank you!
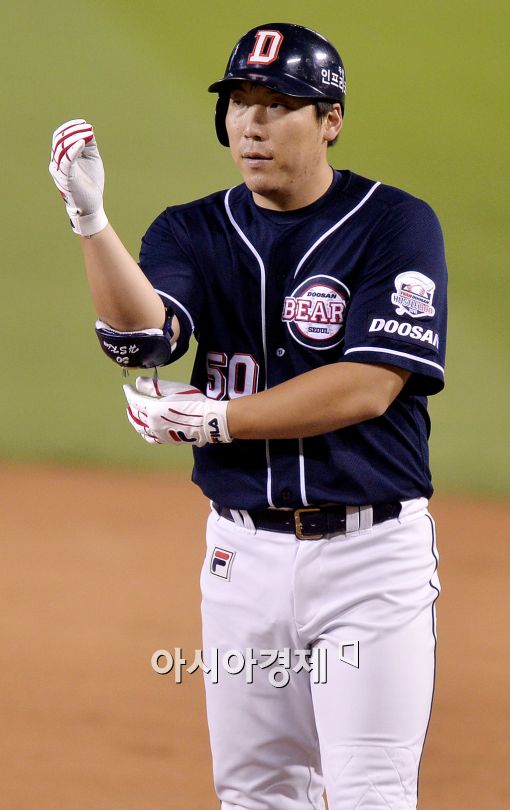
[49, 118, 108, 236]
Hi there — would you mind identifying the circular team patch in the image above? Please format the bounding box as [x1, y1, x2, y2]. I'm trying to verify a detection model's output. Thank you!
[281, 275, 349, 350]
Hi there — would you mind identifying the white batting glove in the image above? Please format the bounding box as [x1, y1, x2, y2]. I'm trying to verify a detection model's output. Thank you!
[49, 119, 108, 236]
[123, 377, 232, 447]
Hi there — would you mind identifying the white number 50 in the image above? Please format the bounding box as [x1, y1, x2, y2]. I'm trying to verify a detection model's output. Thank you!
[206, 351, 260, 400]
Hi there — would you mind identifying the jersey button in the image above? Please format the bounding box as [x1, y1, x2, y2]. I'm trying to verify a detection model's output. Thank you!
[276, 348, 285, 357]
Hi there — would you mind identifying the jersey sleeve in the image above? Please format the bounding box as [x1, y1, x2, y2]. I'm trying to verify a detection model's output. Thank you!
[139, 209, 204, 362]
[342, 197, 447, 395]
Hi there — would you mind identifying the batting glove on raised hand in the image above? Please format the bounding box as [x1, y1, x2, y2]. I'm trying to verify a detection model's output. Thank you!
[49, 119, 108, 236]
[123, 377, 232, 447]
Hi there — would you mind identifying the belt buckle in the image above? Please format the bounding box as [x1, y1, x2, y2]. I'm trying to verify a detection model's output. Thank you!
[294, 507, 323, 540]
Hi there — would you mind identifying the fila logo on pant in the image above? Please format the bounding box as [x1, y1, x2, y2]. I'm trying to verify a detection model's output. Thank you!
[211, 547, 235, 580]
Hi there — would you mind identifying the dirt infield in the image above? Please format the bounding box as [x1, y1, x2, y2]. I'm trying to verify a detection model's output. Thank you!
[1, 463, 508, 809]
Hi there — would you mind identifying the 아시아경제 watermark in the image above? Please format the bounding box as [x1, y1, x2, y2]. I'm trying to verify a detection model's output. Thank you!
[151, 643, 359, 687]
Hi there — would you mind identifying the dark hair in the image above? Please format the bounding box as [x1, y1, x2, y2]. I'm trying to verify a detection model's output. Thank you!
[315, 101, 340, 147]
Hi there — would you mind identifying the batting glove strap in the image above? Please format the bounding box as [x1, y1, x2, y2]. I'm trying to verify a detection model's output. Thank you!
[202, 401, 231, 444]
[67, 206, 109, 237]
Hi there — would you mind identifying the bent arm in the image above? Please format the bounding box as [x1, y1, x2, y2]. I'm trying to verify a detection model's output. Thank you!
[227, 362, 410, 439]
[80, 225, 168, 331]
[49, 120, 171, 335]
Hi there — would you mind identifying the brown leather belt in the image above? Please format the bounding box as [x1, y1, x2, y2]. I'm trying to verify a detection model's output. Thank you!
[212, 501, 402, 540]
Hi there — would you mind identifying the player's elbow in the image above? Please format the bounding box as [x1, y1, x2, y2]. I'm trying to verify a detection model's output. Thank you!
[349, 367, 411, 424]
[367, 371, 411, 419]
[348, 393, 389, 424]
[365, 395, 392, 421]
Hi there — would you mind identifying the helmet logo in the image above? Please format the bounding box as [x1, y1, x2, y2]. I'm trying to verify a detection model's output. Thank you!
[247, 30, 284, 65]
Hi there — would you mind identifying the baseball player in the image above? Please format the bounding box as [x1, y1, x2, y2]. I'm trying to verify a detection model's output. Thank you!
[49, 23, 447, 810]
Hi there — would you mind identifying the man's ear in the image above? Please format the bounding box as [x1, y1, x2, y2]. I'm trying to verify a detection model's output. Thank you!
[324, 104, 343, 144]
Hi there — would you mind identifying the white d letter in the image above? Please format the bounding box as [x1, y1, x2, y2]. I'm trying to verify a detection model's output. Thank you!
[248, 30, 284, 65]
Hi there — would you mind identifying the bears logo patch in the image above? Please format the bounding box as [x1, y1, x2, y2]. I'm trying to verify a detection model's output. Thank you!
[210, 547, 235, 580]
[391, 271, 436, 318]
[282, 275, 349, 350]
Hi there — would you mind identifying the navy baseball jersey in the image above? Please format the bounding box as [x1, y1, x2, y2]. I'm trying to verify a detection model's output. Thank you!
[139, 170, 447, 509]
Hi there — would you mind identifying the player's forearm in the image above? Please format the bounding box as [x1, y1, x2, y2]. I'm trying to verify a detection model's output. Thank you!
[49, 121, 165, 331]
[80, 224, 166, 330]
[227, 362, 408, 440]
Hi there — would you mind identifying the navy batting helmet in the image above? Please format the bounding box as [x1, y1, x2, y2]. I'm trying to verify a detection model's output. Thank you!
[208, 23, 346, 147]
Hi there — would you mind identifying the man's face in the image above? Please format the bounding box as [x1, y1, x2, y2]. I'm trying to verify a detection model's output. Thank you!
[225, 83, 341, 210]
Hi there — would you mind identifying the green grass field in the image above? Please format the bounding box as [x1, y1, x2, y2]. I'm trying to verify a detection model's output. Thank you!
[2, 0, 509, 494]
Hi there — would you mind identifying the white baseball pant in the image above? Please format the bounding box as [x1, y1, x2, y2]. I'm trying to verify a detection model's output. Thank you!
[200, 497, 440, 809]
